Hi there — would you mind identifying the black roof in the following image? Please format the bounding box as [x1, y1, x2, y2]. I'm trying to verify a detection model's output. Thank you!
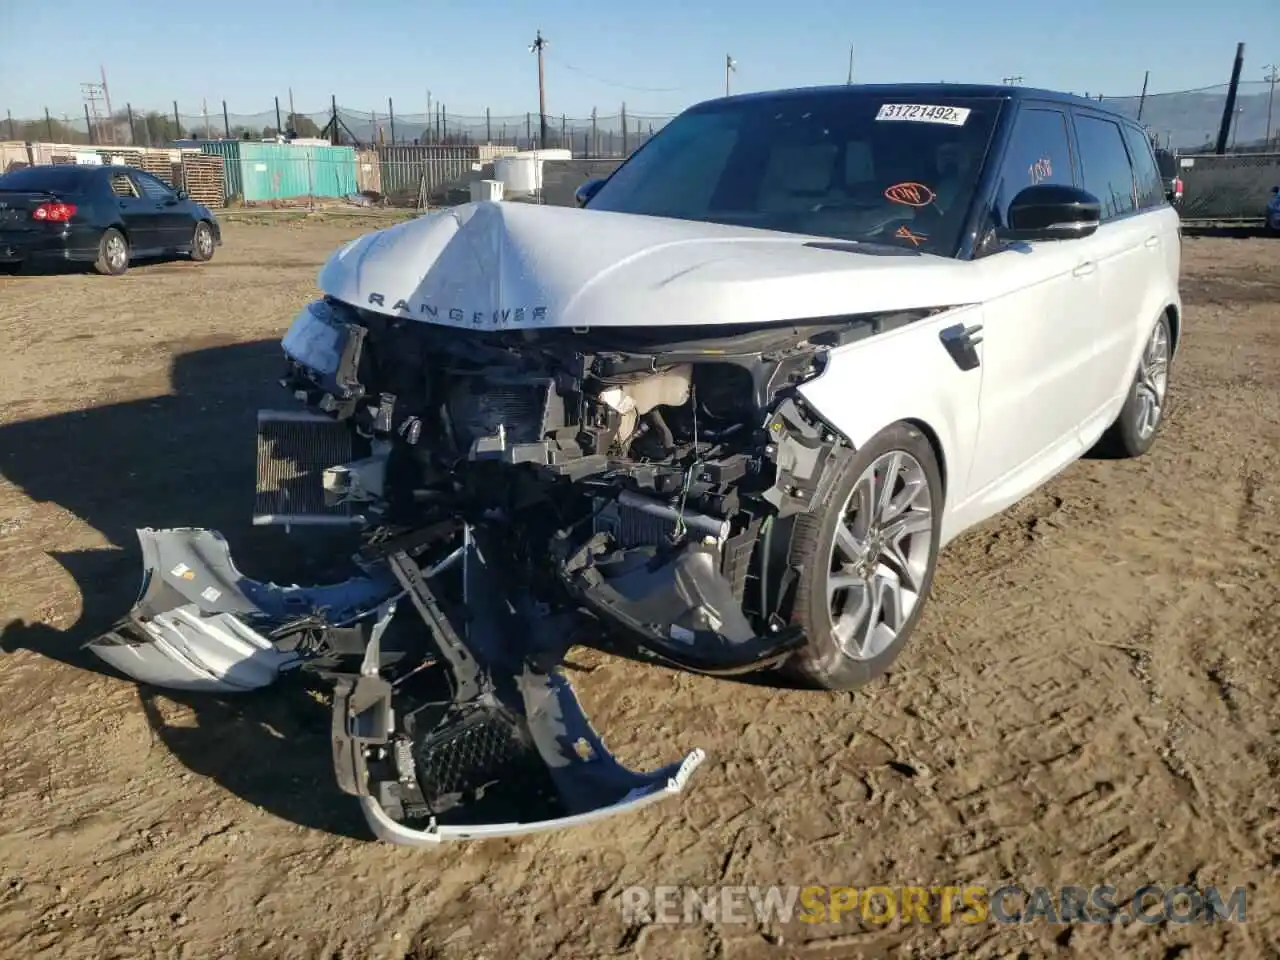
[695, 82, 1131, 119]
[4, 163, 115, 175]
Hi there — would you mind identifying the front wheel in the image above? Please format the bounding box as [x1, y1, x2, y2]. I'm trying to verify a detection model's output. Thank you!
[190, 221, 215, 262]
[93, 227, 129, 276]
[784, 422, 943, 690]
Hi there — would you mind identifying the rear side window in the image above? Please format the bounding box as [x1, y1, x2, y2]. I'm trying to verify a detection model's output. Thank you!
[108, 172, 139, 198]
[1122, 126, 1166, 210]
[1074, 115, 1137, 220]
[991, 107, 1074, 228]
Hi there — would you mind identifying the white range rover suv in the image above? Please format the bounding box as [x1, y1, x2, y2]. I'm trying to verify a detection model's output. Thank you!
[93, 84, 1181, 844]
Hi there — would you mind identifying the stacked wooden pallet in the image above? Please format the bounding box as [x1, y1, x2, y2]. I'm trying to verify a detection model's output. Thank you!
[134, 152, 182, 189]
[98, 149, 144, 168]
[178, 154, 226, 207]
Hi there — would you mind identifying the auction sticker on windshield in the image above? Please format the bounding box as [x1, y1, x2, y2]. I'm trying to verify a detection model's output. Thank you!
[875, 103, 971, 126]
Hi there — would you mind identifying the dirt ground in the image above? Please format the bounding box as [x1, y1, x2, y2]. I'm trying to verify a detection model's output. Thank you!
[0, 221, 1276, 960]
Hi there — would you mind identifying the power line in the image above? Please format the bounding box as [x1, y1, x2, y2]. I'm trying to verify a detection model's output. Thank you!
[546, 54, 687, 93]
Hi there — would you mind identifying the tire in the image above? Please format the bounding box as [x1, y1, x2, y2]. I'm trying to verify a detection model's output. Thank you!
[1099, 313, 1172, 458]
[190, 220, 215, 262]
[784, 422, 944, 691]
[93, 227, 129, 276]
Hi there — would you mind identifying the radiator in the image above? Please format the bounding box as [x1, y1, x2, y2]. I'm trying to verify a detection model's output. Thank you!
[253, 410, 358, 526]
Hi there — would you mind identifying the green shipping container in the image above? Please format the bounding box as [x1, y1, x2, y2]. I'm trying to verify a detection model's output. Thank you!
[199, 141, 358, 203]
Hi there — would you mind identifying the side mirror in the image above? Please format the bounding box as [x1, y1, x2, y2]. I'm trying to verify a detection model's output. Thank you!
[574, 177, 606, 208]
[1271, 185, 1279, 195]
[176, 189, 189, 201]
[1007, 184, 1101, 242]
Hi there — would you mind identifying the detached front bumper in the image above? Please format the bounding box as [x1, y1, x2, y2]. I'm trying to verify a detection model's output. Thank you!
[89, 527, 705, 844]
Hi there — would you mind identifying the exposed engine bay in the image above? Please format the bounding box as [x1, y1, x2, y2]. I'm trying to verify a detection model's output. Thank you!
[283, 297, 886, 669]
[92, 291, 933, 843]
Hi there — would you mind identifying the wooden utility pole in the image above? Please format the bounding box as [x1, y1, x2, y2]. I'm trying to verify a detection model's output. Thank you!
[1264, 64, 1279, 146]
[100, 66, 116, 144]
[1215, 42, 1246, 155]
[530, 29, 549, 148]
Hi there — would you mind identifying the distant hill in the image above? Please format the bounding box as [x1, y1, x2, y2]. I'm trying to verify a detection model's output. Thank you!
[1101, 81, 1277, 151]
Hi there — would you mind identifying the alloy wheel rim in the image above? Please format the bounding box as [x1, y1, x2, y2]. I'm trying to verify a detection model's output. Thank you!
[196, 226, 212, 256]
[1134, 322, 1170, 440]
[106, 235, 126, 269]
[825, 450, 933, 661]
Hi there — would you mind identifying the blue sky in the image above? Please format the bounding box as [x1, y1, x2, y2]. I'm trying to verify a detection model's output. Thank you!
[2, 0, 1278, 122]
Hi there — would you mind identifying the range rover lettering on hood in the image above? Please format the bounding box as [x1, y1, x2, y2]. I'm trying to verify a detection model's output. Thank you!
[318, 200, 977, 331]
[365, 293, 550, 327]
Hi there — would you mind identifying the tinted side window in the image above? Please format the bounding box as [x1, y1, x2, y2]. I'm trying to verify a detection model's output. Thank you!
[992, 107, 1074, 228]
[1122, 126, 1165, 210]
[1075, 115, 1136, 220]
[133, 172, 175, 201]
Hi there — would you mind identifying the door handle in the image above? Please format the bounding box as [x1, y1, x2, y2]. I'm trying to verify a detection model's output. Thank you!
[1072, 261, 1096, 277]
[939, 322, 983, 372]
[1144, 236, 1160, 248]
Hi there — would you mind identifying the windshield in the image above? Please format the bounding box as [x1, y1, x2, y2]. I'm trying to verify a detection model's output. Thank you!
[0, 166, 93, 193]
[588, 91, 1002, 256]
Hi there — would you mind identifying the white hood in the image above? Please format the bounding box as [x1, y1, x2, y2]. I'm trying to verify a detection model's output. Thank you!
[318, 201, 975, 331]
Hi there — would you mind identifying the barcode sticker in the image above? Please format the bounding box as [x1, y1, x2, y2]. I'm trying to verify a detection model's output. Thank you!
[876, 103, 972, 126]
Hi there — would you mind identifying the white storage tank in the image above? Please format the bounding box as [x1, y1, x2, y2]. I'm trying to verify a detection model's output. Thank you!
[470, 179, 505, 202]
[493, 153, 539, 194]
[493, 149, 574, 195]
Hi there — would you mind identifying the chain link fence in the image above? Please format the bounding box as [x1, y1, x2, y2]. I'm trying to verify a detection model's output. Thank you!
[1175, 151, 1280, 224]
[2, 101, 675, 155]
[7, 81, 1278, 153]
[6, 81, 1278, 217]
[4, 81, 1279, 152]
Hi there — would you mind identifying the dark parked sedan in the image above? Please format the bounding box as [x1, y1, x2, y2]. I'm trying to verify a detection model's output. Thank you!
[0, 163, 221, 275]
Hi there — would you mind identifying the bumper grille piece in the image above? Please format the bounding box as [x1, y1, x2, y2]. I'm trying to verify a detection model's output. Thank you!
[414, 707, 563, 820]
[253, 410, 357, 525]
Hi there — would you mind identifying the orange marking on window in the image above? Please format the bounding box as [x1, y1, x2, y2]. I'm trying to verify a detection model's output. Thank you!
[884, 182, 936, 207]
[894, 225, 926, 246]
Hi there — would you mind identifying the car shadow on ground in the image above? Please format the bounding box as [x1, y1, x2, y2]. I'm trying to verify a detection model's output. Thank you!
[0, 255, 201, 278]
[0, 338, 371, 839]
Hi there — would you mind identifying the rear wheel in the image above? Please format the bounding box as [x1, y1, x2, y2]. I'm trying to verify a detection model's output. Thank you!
[1100, 313, 1172, 458]
[785, 422, 943, 690]
[190, 221, 215, 262]
[93, 228, 129, 276]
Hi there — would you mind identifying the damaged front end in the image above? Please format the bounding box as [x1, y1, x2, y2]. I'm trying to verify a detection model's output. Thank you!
[89, 294, 900, 843]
